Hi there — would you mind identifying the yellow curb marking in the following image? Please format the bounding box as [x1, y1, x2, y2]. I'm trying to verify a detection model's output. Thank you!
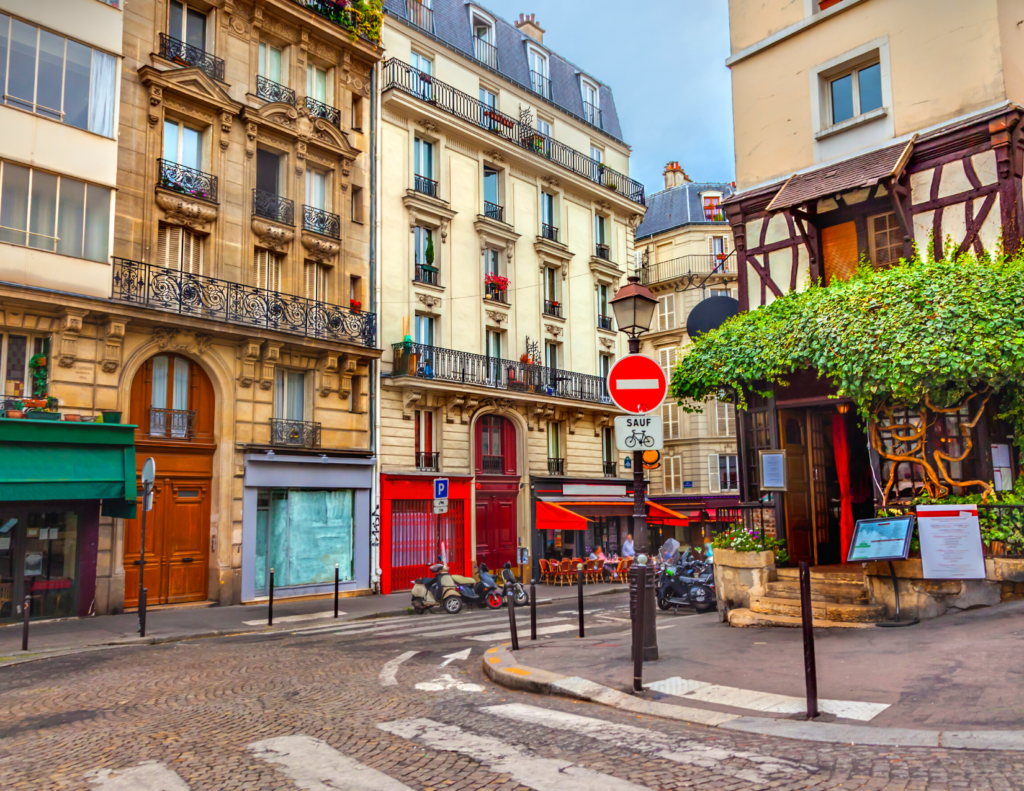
[487, 657, 502, 664]
[505, 668, 532, 676]
[486, 648, 498, 654]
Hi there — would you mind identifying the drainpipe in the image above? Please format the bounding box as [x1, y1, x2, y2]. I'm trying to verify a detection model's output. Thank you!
[369, 62, 382, 594]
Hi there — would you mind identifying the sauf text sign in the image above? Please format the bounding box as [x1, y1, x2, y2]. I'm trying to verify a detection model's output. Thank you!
[614, 415, 664, 451]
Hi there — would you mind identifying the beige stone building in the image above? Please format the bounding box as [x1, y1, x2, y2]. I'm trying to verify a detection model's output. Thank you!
[375, 3, 646, 590]
[0, 0, 384, 619]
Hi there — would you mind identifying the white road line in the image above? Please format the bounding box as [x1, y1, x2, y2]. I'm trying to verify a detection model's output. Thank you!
[439, 648, 472, 667]
[377, 717, 653, 791]
[484, 703, 813, 785]
[295, 610, 518, 635]
[244, 610, 342, 626]
[644, 676, 890, 721]
[378, 650, 418, 686]
[465, 623, 579, 641]
[250, 734, 415, 790]
[306, 615, 568, 641]
[85, 761, 190, 790]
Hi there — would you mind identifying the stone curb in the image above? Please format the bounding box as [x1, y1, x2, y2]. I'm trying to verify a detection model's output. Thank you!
[481, 644, 1024, 752]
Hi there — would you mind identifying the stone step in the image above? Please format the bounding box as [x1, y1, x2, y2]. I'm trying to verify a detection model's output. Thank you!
[764, 579, 869, 604]
[749, 595, 887, 623]
[728, 607, 875, 629]
[776, 567, 865, 584]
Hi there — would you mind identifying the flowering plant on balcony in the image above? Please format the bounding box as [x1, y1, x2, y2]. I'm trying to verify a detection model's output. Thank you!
[484, 273, 509, 292]
[350, 299, 362, 312]
[311, 0, 384, 44]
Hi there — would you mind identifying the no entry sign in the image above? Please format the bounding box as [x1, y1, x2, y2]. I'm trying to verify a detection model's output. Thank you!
[607, 354, 668, 414]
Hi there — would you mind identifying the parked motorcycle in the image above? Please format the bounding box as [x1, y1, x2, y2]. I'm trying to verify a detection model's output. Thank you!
[462, 563, 504, 610]
[411, 562, 474, 614]
[500, 561, 530, 606]
[656, 545, 716, 614]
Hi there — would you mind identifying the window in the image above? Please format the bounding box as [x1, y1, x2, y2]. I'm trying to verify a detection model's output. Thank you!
[599, 353, 612, 399]
[304, 261, 328, 302]
[664, 456, 682, 494]
[544, 266, 558, 304]
[709, 235, 729, 263]
[595, 214, 609, 259]
[486, 328, 503, 359]
[410, 51, 432, 98]
[547, 421, 562, 459]
[581, 78, 600, 126]
[163, 119, 203, 170]
[545, 340, 559, 371]
[169, 1, 207, 51]
[715, 400, 735, 437]
[415, 314, 435, 346]
[1, 333, 44, 399]
[662, 402, 679, 440]
[869, 211, 901, 268]
[541, 191, 556, 232]
[702, 194, 722, 221]
[414, 226, 433, 266]
[484, 248, 501, 277]
[659, 347, 679, 379]
[415, 408, 436, 465]
[275, 368, 307, 421]
[349, 274, 361, 305]
[535, 118, 552, 156]
[0, 162, 111, 261]
[597, 283, 612, 329]
[150, 354, 192, 437]
[306, 63, 329, 104]
[829, 61, 882, 125]
[351, 95, 363, 131]
[528, 47, 550, 98]
[0, 15, 117, 136]
[252, 248, 282, 291]
[657, 294, 675, 332]
[483, 166, 500, 216]
[258, 41, 284, 83]
[602, 427, 615, 464]
[473, 19, 497, 69]
[719, 454, 740, 492]
[256, 148, 282, 195]
[351, 185, 364, 224]
[414, 136, 434, 191]
[305, 169, 329, 211]
[157, 225, 202, 274]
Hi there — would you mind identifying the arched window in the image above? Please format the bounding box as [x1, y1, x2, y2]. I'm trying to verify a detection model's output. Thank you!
[476, 414, 517, 475]
[130, 354, 214, 442]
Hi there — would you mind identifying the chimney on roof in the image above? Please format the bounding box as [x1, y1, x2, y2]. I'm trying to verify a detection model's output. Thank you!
[663, 161, 691, 190]
[515, 13, 545, 44]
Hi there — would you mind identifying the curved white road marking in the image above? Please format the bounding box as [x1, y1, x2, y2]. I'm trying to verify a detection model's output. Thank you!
[414, 673, 484, 693]
[86, 761, 190, 790]
[378, 650, 418, 686]
[250, 734, 415, 790]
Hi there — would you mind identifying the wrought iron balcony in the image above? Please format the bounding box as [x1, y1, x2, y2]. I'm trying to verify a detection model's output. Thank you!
[303, 205, 341, 239]
[416, 451, 440, 472]
[414, 264, 439, 286]
[481, 455, 504, 474]
[596, 244, 610, 261]
[305, 95, 340, 127]
[597, 314, 613, 331]
[148, 407, 196, 440]
[484, 283, 508, 303]
[293, 0, 366, 38]
[639, 252, 737, 287]
[547, 458, 565, 476]
[541, 224, 559, 243]
[158, 33, 225, 82]
[253, 189, 295, 226]
[603, 461, 617, 478]
[543, 300, 562, 318]
[256, 75, 296, 106]
[484, 201, 504, 222]
[406, 0, 433, 32]
[382, 59, 645, 206]
[271, 418, 322, 449]
[391, 341, 609, 403]
[583, 101, 603, 129]
[530, 70, 551, 99]
[474, 36, 498, 69]
[113, 258, 377, 347]
[414, 174, 439, 198]
[158, 159, 218, 203]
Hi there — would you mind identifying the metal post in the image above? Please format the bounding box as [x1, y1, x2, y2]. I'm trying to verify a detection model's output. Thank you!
[798, 560, 819, 719]
[577, 564, 585, 638]
[760, 497, 766, 546]
[506, 583, 519, 651]
[632, 565, 646, 692]
[530, 579, 537, 641]
[334, 563, 340, 618]
[21, 595, 30, 651]
[268, 568, 275, 627]
[137, 480, 150, 636]
[139, 588, 148, 638]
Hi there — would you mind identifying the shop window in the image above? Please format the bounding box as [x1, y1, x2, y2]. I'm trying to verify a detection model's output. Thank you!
[0, 509, 80, 621]
[254, 489, 355, 593]
[869, 211, 901, 268]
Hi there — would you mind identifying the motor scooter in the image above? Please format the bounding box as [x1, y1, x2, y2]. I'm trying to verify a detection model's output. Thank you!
[657, 554, 716, 614]
[410, 562, 475, 614]
[461, 563, 503, 609]
[500, 561, 530, 606]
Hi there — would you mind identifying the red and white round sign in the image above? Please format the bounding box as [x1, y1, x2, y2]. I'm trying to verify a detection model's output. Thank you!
[607, 354, 668, 414]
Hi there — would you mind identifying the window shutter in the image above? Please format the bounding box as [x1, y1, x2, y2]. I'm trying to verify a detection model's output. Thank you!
[158, 225, 182, 270]
[662, 403, 678, 439]
[707, 453, 721, 493]
[253, 248, 265, 289]
[269, 252, 281, 292]
[304, 262, 316, 300]
[657, 294, 675, 332]
[181, 229, 202, 275]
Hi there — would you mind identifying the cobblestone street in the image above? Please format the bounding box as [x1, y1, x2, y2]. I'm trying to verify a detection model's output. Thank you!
[1, 597, 1022, 791]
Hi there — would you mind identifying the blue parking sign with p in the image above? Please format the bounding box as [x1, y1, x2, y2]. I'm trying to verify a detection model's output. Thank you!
[433, 478, 449, 499]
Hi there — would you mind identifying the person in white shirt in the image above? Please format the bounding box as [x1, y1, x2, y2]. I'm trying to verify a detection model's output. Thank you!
[621, 534, 635, 558]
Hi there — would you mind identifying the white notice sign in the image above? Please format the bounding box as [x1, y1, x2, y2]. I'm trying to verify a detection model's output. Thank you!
[759, 449, 788, 491]
[917, 504, 986, 579]
[614, 414, 664, 451]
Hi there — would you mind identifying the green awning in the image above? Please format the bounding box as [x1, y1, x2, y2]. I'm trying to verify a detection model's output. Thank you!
[0, 419, 137, 517]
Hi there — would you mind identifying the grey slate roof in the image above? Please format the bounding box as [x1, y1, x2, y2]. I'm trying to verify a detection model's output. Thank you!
[635, 181, 736, 241]
[383, 0, 625, 143]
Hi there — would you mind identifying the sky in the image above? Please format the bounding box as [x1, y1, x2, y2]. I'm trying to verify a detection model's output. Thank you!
[479, 0, 736, 195]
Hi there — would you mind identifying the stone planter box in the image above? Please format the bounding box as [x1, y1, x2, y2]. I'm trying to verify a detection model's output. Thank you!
[713, 548, 776, 621]
[865, 557, 1003, 620]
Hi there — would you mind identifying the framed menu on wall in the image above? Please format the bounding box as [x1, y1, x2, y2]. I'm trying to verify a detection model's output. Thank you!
[759, 449, 788, 491]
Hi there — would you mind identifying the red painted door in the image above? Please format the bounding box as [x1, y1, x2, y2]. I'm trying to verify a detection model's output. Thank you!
[476, 494, 517, 570]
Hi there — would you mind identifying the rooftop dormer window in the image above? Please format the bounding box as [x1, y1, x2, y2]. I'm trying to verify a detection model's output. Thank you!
[528, 45, 550, 99]
[581, 77, 601, 129]
[472, 13, 497, 69]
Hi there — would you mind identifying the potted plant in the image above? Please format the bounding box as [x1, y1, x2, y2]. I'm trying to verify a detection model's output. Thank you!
[350, 299, 362, 313]
[5, 400, 25, 419]
[422, 235, 438, 272]
[101, 411, 123, 424]
[484, 272, 509, 298]
[607, 180, 619, 191]
[64, 413, 82, 422]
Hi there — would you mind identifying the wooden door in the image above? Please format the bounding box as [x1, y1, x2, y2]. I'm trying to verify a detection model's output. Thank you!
[475, 495, 517, 570]
[809, 411, 830, 565]
[779, 410, 814, 565]
[475, 499, 492, 570]
[123, 481, 166, 607]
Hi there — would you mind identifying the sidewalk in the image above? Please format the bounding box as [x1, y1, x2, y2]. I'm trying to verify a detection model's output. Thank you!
[0, 583, 626, 666]
[484, 598, 1024, 748]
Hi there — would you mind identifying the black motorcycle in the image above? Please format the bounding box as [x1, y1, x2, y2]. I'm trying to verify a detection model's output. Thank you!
[500, 561, 530, 607]
[657, 554, 716, 614]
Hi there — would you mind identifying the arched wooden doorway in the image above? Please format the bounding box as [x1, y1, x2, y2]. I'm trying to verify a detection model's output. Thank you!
[123, 354, 216, 606]
[474, 414, 519, 570]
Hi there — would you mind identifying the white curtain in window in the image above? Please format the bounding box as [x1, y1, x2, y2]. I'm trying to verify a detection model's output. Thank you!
[151, 356, 169, 409]
[287, 371, 305, 421]
[84, 185, 111, 263]
[172, 357, 190, 411]
[88, 50, 116, 138]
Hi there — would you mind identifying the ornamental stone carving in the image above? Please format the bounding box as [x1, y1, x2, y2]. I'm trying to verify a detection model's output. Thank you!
[101, 319, 128, 374]
[237, 339, 261, 388]
[153, 327, 213, 356]
[544, 324, 563, 337]
[417, 293, 442, 310]
[629, 213, 644, 230]
[58, 308, 88, 368]
[252, 217, 294, 251]
[148, 86, 163, 125]
[486, 310, 507, 325]
[599, 337, 616, 349]
[301, 233, 340, 263]
[156, 193, 218, 230]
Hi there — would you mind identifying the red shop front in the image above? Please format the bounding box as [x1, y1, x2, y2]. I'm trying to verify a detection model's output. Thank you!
[380, 474, 473, 594]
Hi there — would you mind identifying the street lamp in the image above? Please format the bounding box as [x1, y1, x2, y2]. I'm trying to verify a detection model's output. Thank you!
[611, 275, 659, 355]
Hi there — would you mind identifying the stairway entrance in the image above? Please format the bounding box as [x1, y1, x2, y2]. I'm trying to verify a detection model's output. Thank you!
[728, 566, 886, 627]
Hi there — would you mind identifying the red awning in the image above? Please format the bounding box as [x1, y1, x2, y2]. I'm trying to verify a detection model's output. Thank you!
[687, 509, 717, 520]
[537, 501, 591, 531]
[646, 501, 689, 527]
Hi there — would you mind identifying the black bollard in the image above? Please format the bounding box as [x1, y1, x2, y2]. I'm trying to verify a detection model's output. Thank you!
[268, 567, 275, 627]
[21, 595, 30, 651]
[530, 579, 537, 641]
[632, 566, 647, 692]
[506, 583, 519, 651]
[139, 588, 148, 638]
[799, 560, 819, 719]
[334, 563, 340, 618]
[577, 564, 585, 638]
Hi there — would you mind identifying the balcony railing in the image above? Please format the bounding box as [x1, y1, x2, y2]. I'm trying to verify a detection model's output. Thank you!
[406, 0, 433, 32]
[305, 95, 340, 127]
[416, 451, 440, 472]
[158, 33, 225, 82]
[293, 0, 368, 39]
[543, 300, 562, 318]
[541, 224, 559, 243]
[603, 461, 617, 478]
[256, 75, 296, 106]
[583, 101, 603, 129]
[595, 244, 610, 261]
[484, 283, 508, 303]
[382, 59, 645, 206]
[270, 418, 322, 449]
[113, 258, 377, 347]
[414, 174, 439, 198]
[639, 252, 737, 287]
[484, 201, 504, 222]
[158, 159, 218, 203]
[414, 264, 439, 286]
[474, 36, 498, 69]
[392, 342, 610, 404]
[481, 455, 504, 474]
[148, 407, 196, 440]
[253, 189, 295, 226]
[597, 314, 613, 330]
[303, 205, 341, 239]
[530, 70, 551, 99]
[547, 458, 565, 476]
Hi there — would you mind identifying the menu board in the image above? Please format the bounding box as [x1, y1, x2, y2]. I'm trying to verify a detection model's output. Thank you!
[917, 504, 986, 579]
[759, 450, 788, 491]
[847, 516, 915, 562]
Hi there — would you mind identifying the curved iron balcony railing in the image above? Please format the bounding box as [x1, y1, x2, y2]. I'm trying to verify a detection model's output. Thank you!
[639, 252, 737, 287]
[159, 33, 225, 82]
[305, 95, 341, 127]
[148, 407, 196, 440]
[113, 258, 377, 347]
[547, 458, 565, 476]
[270, 418, 322, 449]
[303, 205, 341, 239]
[382, 59, 645, 206]
[256, 75, 296, 106]
[158, 159, 218, 203]
[391, 341, 609, 404]
[253, 189, 295, 226]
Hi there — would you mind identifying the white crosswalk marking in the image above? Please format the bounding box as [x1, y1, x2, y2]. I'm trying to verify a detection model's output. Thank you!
[297, 614, 568, 641]
[484, 703, 813, 785]
[465, 623, 579, 641]
[244, 610, 342, 626]
[377, 718, 654, 791]
[250, 734, 415, 790]
[86, 760, 190, 790]
[644, 676, 890, 721]
[379, 650, 418, 686]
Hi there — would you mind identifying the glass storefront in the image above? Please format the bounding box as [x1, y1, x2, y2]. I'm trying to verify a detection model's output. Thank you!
[0, 507, 79, 621]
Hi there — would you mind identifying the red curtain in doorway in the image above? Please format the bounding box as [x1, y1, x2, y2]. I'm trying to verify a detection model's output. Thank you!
[833, 413, 854, 562]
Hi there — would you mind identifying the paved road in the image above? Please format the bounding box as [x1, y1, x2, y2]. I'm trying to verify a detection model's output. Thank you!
[0, 593, 1020, 790]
